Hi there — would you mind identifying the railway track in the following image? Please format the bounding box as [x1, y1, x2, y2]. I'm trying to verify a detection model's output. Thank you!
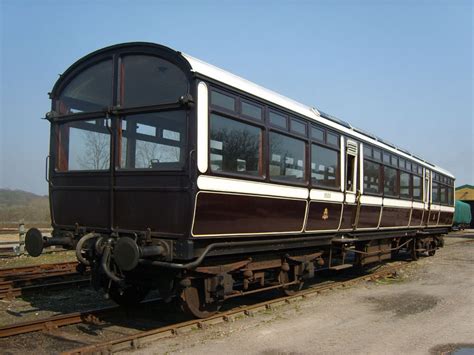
[0, 261, 408, 353]
[0, 261, 90, 299]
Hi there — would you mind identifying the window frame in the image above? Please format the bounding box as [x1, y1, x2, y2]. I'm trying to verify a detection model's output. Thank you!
[290, 118, 307, 137]
[309, 126, 341, 191]
[208, 113, 264, 178]
[383, 164, 399, 198]
[116, 111, 187, 172]
[55, 58, 115, 117]
[399, 171, 412, 199]
[311, 142, 341, 190]
[363, 158, 383, 196]
[268, 129, 308, 185]
[204, 84, 450, 195]
[210, 88, 238, 114]
[240, 98, 264, 121]
[268, 109, 288, 130]
[431, 181, 440, 204]
[55, 117, 113, 173]
[412, 174, 423, 201]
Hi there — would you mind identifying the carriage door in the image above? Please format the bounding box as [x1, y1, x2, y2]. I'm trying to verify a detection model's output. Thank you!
[345, 140, 358, 195]
[424, 169, 431, 226]
[344, 140, 359, 228]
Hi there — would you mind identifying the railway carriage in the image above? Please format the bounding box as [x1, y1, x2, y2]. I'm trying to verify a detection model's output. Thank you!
[25, 42, 455, 318]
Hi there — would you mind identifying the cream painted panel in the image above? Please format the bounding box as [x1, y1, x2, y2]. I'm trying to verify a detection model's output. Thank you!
[197, 81, 209, 173]
[310, 189, 344, 202]
[197, 175, 309, 199]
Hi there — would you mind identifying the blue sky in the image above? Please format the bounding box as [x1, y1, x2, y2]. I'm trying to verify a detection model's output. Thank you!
[1, 0, 472, 195]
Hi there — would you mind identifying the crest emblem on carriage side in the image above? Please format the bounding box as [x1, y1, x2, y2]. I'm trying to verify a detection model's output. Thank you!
[322, 208, 329, 220]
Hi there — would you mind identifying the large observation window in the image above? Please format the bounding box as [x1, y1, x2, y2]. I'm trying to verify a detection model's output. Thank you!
[269, 132, 305, 183]
[448, 187, 454, 206]
[57, 60, 113, 114]
[384, 165, 398, 197]
[432, 182, 440, 203]
[209, 114, 262, 176]
[311, 144, 339, 189]
[413, 175, 422, 200]
[121, 55, 188, 108]
[439, 185, 447, 204]
[364, 160, 381, 194]
[118, 111, 186, 170]
[56, 119, 111, 171]
[400, 172, 411, 198]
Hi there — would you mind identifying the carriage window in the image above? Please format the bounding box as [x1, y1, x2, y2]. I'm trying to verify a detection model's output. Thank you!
[270, 132, 305, 182]
[241, 101, 262, 120]
[363, 146, 372, 158]
[391, 155, 398, 167]
[363, 160, 381, 194]
[327, 132, 339, 146]
[312, 144, 339, 188]
[448, 187, 454, 206]
[400, 172, 411, 198]
[399, 158, 405, 170]
[291, 119, 306, 135]
[373, 149, 381, 161]
[57, 60, 113, 114]
[210, 114, 262, 176]
[56, 119, 111, 171]
[211, 91, 236, 112]
[413, 175, 422, 200]
[432, 182, 440, 203]
[439, 185, 447, 204]
[383, 166, 398, 197]
[119, 111, 185, 170]
[311, 126, 324, 142]
[269, 111, 287, 128]
[121, 55, 188, 108]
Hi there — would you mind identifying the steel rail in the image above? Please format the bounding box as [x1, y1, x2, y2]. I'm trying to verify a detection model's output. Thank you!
[0, 261, 79, 278]
[0, 297, 163, 338]
[0, 305, 119, 338]
[0, 261, 89, 300]
[62, 262, 409, 355]
[0, 277, 91, 300]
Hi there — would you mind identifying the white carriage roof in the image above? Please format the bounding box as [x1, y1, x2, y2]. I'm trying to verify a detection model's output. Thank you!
[182, 53, 454, 179]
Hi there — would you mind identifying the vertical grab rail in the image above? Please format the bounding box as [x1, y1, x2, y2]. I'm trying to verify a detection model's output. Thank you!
[45, 155, 51, 183]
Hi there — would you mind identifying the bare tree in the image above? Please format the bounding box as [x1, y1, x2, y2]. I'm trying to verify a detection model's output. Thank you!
[211, 128, 260, 173]
[77, 131, 110, 170]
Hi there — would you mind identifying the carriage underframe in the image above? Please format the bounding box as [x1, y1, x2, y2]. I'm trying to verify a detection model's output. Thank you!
[26, 226, 447, 318]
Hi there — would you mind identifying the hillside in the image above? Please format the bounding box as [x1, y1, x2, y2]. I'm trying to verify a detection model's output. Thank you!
[0, 189, 50, 227]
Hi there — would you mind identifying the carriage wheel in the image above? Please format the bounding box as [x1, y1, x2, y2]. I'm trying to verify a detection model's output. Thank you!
[411, 239, 422, 261]
[428, 242, 436, 256]
[278, 270, 303, 296]
[179, 280, 222, 318]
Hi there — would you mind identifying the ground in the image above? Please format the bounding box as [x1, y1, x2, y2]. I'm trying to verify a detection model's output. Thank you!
[129, 236, 474, 355]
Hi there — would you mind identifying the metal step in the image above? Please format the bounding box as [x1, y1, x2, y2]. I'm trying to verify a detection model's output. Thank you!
[329, 264, 353, 271]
